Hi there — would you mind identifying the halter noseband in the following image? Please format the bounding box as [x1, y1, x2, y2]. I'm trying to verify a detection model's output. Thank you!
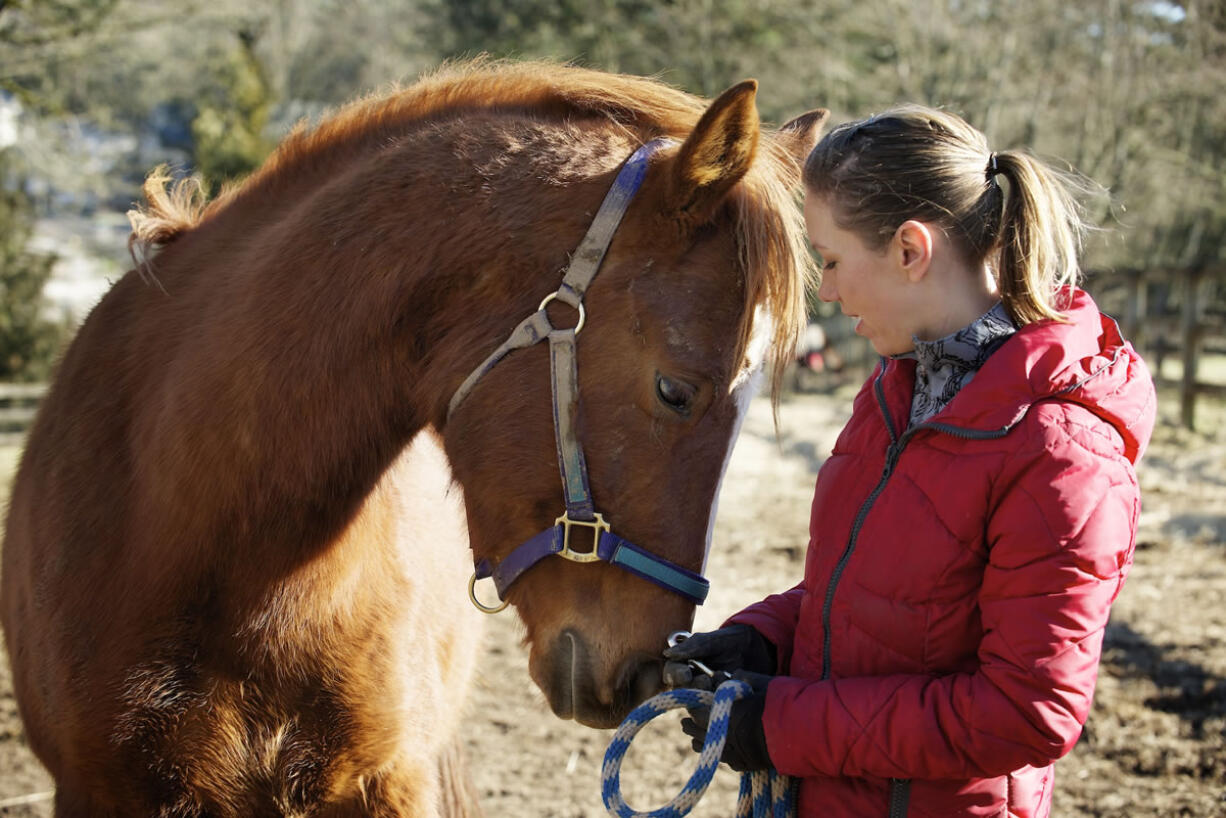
[447, 138, 710, 614]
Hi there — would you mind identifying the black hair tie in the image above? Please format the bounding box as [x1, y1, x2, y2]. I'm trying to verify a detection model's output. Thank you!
[987, 152, 1002, 180]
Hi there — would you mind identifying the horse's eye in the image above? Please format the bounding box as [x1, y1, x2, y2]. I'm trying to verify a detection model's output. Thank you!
[655, 374, 697, 416]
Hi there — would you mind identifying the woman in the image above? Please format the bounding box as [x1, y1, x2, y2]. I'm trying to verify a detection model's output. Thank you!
[665, 106, 1156, 817]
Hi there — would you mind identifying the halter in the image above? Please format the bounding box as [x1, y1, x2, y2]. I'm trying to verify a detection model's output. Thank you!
[447, 138, 710, 614]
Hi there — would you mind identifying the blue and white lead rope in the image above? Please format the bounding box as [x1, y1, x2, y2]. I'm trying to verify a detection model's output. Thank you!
[601, 680, 795, 818]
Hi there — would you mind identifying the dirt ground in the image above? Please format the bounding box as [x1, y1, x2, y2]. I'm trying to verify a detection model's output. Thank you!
[1, 386, 1223, 817]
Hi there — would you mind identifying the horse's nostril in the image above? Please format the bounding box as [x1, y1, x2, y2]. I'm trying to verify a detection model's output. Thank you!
[621, 656, 664, 709]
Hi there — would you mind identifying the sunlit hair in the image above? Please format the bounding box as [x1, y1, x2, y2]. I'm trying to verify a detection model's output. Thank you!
[802, 104, 1089, 325]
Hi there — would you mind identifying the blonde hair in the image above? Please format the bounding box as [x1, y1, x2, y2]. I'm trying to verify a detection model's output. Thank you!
[802, 105, 1088, 325]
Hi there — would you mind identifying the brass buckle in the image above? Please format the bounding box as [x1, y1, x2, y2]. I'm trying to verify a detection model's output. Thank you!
[555, 511, 610, 563]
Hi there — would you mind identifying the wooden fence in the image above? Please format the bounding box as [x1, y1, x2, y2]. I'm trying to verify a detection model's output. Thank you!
[1097, 267, 1226, 431]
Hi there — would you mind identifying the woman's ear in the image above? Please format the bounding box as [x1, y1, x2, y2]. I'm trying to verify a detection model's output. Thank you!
[894, 220, 934, 282]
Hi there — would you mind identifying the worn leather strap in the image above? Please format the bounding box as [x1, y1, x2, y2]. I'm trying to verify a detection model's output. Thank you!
[454, 138, 711, 610]
[448, 139, 670, 421]
[448, 311, 554, 419]
[555, 138, 660, 306]
[549, 327, 595, 520]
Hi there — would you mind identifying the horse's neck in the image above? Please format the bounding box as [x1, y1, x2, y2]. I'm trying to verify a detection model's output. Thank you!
[126, 193, 517, 575]
[104, 120, 611, 587]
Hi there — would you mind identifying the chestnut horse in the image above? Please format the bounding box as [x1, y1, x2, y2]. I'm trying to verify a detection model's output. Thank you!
[1, 61, 826, 816]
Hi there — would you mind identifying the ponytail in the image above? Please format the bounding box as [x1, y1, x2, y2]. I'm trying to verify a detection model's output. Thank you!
[992, 151, 1087, 324]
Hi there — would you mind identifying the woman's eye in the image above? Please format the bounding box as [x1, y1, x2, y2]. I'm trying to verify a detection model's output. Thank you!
[655, 374, 697, 416]
[822, 260, 837, 272]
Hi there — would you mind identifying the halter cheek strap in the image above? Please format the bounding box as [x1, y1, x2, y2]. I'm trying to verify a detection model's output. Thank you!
[448, 138, 711, 613]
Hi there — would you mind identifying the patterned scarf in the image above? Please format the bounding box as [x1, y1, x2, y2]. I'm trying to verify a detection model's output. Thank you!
[904, 302, 1017, 427]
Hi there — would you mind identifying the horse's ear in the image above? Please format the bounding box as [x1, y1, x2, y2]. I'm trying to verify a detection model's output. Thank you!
[776, 108, 831, 168]
[668, 79, 761, 224]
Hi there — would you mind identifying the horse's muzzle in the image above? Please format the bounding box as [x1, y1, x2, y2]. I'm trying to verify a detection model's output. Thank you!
[542, 628, 663, 728]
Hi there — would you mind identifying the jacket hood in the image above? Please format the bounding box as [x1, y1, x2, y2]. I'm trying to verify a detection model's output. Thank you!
[923, 289, 1156, 464]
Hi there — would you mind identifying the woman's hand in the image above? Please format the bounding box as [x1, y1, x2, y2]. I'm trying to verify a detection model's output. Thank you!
[679, 669, 774, 772]
[662, 624, 776, 687]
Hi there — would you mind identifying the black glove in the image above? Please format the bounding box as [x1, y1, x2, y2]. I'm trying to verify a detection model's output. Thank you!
[662, 624, 776, 688]
[679, 669, 773, 772]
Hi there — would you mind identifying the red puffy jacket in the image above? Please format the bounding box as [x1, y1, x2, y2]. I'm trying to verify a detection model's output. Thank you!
[729, 290, 1155, 817]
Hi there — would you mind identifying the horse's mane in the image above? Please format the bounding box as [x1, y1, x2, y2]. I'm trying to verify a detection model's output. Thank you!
[127, 59, 815, 396]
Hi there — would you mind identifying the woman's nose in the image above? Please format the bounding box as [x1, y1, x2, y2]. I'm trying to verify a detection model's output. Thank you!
[817, 276, 837, 303]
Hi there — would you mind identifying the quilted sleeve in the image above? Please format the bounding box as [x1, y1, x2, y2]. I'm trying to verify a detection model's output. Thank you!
[762, 408, 1141, 779]
[725, 583, 806, 674]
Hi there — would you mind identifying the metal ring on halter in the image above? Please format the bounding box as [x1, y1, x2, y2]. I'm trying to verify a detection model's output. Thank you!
[468, 573, 509, 614]
[538, 292, 586, 335]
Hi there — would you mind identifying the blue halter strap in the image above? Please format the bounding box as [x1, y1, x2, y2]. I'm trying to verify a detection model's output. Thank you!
[448, 138, 711, 613]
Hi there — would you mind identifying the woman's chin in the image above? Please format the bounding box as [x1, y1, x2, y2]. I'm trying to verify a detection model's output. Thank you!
[869, 337, 914, 358]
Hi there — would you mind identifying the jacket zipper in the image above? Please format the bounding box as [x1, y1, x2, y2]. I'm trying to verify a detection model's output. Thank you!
[819, 366, 1015, 680]
[818, 362, 1016, 817]
[817, 438, 900, 681]
[818, 368, 900, 681]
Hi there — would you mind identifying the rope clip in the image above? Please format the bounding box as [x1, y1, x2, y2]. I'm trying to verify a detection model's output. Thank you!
[667, 630, 716, 678]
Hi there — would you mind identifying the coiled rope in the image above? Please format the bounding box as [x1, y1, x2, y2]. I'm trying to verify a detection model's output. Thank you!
[601, 679, 795, 818]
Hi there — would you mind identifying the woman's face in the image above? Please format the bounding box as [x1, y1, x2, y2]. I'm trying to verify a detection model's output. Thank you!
[804, 195, 917, 357]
